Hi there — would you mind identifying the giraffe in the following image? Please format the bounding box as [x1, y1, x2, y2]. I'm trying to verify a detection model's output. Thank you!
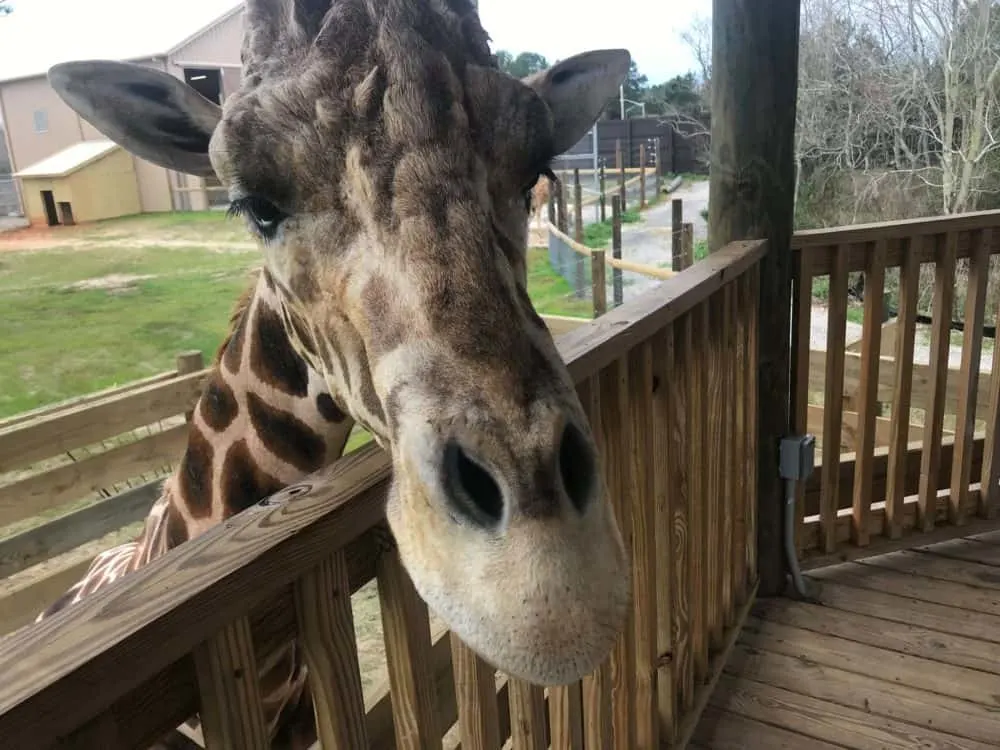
[41, 0, 633, 744]
[529, 174, 552, 228]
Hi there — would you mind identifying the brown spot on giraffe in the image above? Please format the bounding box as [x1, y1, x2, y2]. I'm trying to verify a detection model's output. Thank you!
[199, 371, 239, 432]
[221, 438, 286, 514]
[246, 391, 326, 474]
[251, 303, 311, 397]
[315, 392, 347, 422]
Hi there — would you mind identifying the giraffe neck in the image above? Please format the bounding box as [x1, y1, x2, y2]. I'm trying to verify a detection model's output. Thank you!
[156, 269, 356, 550]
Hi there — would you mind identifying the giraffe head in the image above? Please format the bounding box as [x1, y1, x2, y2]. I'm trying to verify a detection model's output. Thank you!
[48, 0, 631, 685]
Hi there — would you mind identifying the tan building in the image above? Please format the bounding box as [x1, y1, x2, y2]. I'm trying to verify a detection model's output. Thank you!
[0, 3, 244, 226]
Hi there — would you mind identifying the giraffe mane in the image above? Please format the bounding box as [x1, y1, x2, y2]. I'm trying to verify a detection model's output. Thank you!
[213, 272, 259, 365]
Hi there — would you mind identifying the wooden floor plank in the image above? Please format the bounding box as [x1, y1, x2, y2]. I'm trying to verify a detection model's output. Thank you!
[859, 549, 1000, 591]
[741, 616, 1000, 708]
[709, 673, 994, 750]
[753, 598, 1000, 674]
[806, 577, 1000, 644]
[914, 536, 1000, 567]
[690, 705, 847, 750]
[966, 529, 1000, 545]
[725, 641, 1000, 744]
[808, 562, 1000, 616]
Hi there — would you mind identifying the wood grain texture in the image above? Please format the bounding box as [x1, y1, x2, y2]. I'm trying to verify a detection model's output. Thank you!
[849, 238, 887, 547]
[293, 551, 368, 750]
[507, 679, 547, 750]
[376, 549, 440, 750]
[704, 294, 725, 651]
[885, 244, 921, 539]
[193, 616, 269, 750]
[950, 228, 992, 524]
[597, 361, 636, 750]
[546, 681, 583, 750]
[981, 293, 1000, 518]
[686, 307, 709, 684]
[821, 244, 850, 553]
[651, 326, 676, 743]
[449, 636, 501, 750]
[625, 342, 658, 750]
[746, 267, 760, 583]
[918, 231, 958, 531]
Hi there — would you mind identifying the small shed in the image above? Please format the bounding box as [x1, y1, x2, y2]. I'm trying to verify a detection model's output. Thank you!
[14, 140, 140, 226]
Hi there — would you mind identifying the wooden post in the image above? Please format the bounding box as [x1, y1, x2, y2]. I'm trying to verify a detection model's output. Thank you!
[682, 222, 694, 269]
[639, 142, 647, 210]
[176, 350, 204, 423]
[599, 162, 607, 223]
[671, 199, 683, 272]
[556, 175, 568, 235]
[547, 189, 556, 227]
[573, 168, 585, 299]
[592, 249, 607, 317]
[654, 137, 663, 197]
[709, 0, 802, 597]
[611, 196, 624, 307]
[617, 139, 627, 213]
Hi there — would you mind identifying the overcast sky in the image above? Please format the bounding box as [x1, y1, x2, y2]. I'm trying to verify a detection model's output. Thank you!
[0, 0, 710, 85]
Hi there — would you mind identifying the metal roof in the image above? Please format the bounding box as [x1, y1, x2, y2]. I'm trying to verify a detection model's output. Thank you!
[14, 139, 119, 178]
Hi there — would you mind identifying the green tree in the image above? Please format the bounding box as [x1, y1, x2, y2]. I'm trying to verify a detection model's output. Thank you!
[495, 50, 549, 78]
[603, 60, 649, 119]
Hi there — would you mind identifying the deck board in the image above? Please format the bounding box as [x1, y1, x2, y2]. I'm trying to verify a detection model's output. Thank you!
[693, 531, 1000, 748]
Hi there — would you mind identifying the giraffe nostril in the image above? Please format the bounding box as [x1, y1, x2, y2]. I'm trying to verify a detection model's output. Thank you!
[442, 440, 505, 528]
[558, 421, 596, 514]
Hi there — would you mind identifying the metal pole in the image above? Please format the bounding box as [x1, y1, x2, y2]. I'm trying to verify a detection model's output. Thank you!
[591, 125, 600, 223]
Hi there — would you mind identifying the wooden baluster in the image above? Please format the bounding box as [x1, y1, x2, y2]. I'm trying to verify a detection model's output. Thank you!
[850, 239, 887, 546]
[687, 307, 709, 681]
[982, 290, 1000, 519]
[627, 341, 658, 749]
[652, 325, 677, 744]
[377, 549, 440, 750]
[732, 276, 750, 599]
[820, 244, 850, 553]
[950, 228, 992, 524]
[790, 252, 813, 553]
[577, 377, 612, 750]
[885, 244, 920, 538]
[705, 293, 725, 650]
[508, 679, 548, 750]
[293, 551, 369, 750]
[919, 232, 958, 531]
[598, 360, 636, 750]
[747, 265, 760, 580]
[722, 283, 737, 625]
[548, 681, 584, 750]
[450, 636, 501, 750]
[193, 616, 269, 750]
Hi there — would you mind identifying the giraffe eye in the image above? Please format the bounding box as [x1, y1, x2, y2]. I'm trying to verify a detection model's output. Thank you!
[227, 195, 289, 241]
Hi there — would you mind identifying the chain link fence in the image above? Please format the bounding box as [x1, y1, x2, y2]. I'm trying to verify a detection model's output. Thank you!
[0, 177, 21, 217]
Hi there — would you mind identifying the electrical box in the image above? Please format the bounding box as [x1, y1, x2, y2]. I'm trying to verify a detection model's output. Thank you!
[779, 434, 816, 481]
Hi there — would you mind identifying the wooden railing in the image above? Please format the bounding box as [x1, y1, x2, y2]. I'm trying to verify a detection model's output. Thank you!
[0, 351, 209, 635]
[791, 209, 1000, 563]
[0, 240, 765, 749]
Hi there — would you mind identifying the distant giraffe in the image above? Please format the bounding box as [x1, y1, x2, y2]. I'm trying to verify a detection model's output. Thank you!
[40, 0, 632, 745]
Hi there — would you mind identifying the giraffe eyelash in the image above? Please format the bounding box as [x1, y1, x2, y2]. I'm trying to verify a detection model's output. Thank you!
[227, 195, 289, 243]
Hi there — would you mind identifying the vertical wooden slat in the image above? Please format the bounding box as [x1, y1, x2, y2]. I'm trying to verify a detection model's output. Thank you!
[687, 306, 709, 681]
[508, 679, 547, 750]
[598, 359, 636, 750]
[670, 316, 694, 714]
[548, 682, 584, 750]
[850, 239, 887, 546]
[377, 549, 440, 750]
[885, 246, 920, 539]
[450, 636, 501, 750]
[918, 232, 958, 531]
[193, 616, 269, 750]
[704, 293, 725, 651]
[721, 283, 736, 627]
[732, 274, 749, 601]
[576, 377, 612, 750]
[627, 342, 658, 750]
[949, 228, 992, 525]
[293, 551, 369, 750]
[651, 326, 676, 744]
[982, 293, 1000, 519]
[820, 244, 850, 553]
[746, 265, 760, 580]
[790, 253, 814, 554]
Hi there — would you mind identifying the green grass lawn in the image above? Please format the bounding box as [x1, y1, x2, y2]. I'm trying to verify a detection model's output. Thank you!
[0, 212, 591, 419]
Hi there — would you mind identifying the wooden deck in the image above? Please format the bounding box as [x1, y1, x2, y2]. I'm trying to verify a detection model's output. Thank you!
[691, 528, 1000, 749]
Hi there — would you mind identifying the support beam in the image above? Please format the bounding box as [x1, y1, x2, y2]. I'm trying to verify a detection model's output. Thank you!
[708, 0, 801, 596]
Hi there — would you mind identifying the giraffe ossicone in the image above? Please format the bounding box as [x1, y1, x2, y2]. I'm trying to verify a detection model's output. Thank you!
[47, 0, 631, 690]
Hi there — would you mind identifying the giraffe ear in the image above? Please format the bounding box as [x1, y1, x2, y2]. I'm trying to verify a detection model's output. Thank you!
[48, 60, 221, 177]
[524, 49, 631, 156]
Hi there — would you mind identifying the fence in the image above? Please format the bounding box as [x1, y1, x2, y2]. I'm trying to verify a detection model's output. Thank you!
[0, 239, 765, 750]
[0, 351, 208, 636]
[558, 116, 709, 177]
[790, 209, 1000, 563]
